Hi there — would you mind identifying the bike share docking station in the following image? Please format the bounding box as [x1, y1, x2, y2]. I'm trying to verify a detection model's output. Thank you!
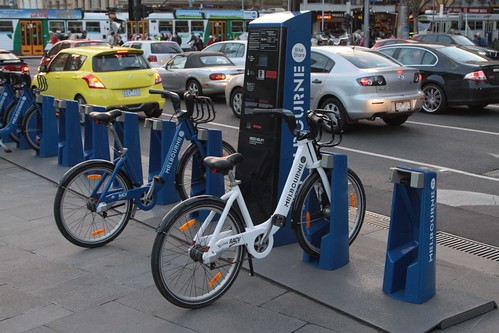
[236, 10, 350, 268]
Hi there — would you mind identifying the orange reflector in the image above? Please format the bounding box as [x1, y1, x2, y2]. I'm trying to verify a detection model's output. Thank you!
[179, 219, 196, 232]
[91, 229, 105, 236]
[208, 272, 222, 287]
[87, 174, 102, 180]
[306, 211, 311, 229]
[350, 192, 357, 208]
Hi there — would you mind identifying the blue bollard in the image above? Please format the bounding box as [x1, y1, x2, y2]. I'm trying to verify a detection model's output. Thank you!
[383, 166, 437, 304]
[57, 100, 83, 167]
[302, 153, 350, 270]
[83, 105, 110, 161]
[115, 112, 142, 183]
[37, 95, 58, 157]
[205, 128, 224, 197]
[146, 118, 179, 205]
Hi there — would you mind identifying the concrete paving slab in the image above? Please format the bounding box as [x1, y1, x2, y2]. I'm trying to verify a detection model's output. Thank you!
[0, 304, 72, 333]
[0, 285, 50, 321]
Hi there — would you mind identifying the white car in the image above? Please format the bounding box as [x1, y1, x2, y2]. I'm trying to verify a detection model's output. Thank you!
[226, 46, 424, 131]
[122, 40, 183, 67]
[202, 40, 247, 66]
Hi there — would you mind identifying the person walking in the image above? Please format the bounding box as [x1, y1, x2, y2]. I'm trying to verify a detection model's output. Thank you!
[107, 31, 116, 45]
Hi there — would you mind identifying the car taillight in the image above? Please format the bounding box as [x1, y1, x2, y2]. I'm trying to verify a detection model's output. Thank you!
[82, 74, 106, 89]
[464, 70, 487, 81]
[148, 55, 158, 62]
[154, 71, 162, 84]
[21, 65, 30, 72]
[414, 73, 422, 82]
[209, 73, 226, 80]
[357, 75, 386, 86]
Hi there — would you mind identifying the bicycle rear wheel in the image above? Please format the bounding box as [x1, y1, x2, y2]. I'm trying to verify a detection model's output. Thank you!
[54, 161, 134, 248]
[151, 197, 245, 308]
[22, 105, 42, 151]
[175, 140, 236, 200]
[292, 169, 366, 259]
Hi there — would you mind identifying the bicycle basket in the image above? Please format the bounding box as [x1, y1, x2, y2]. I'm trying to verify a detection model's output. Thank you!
[310, 109, 342, 149]
[191, 96, 216, 125]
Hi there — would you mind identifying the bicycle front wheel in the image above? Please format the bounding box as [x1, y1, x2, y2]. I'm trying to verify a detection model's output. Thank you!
[292, 169, 366, 259]
[175, 140, 236, 200]
[54, 162, 134, 248]
[151, 197, 245, 309]
[22, 105, 42, 151]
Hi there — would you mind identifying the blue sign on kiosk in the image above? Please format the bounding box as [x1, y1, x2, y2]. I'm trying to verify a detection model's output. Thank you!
[383, 166, 437, 304]
[236, 11, 311, 246]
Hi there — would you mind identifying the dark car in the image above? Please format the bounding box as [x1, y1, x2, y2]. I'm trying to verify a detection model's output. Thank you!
[39, 39, 110, 69]
[378, 43, 499, 113]
[0, 49, 29, 72]
[412, 33, 498, 60]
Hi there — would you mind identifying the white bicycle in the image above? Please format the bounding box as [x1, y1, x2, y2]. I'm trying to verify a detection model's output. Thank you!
[151, 108, 366, 308]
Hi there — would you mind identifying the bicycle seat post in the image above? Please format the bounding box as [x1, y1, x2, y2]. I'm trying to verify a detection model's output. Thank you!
[107, 122, 127, 156]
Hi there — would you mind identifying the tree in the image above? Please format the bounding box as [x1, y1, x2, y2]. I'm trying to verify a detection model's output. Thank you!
[404, 0, 456, 34]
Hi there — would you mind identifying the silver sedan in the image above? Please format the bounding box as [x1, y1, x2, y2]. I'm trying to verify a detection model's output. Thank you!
[226, 46, 424, 131]
[154, 52, 244, 96]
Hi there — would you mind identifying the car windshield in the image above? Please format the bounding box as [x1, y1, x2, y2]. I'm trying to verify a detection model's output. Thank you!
[339, 50, 400, 68]
[93, 53, 150, 72]
[452, 35, 475, 46]
[151, 43, 182, 54]
[439, 46, 489, 62]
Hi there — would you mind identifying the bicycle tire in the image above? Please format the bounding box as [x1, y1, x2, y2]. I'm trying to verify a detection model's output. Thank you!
[54, 161, 134, 248]
[2, 103, 21, 144]
[175, 140, 236, 200]
[21, 105, 42, 151]
[292, 169, 366, 259]
[151, 197, 245, 308]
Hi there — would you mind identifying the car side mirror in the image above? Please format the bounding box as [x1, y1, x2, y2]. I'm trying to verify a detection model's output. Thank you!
[43, 51, 48, 57]
[39, 65, 48, 73]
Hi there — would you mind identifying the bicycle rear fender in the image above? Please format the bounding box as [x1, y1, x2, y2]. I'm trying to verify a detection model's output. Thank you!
[156, 195, 244, 234]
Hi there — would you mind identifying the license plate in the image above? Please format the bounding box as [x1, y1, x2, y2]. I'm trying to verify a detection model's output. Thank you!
[395, 101, 411, 111]
[123, 89, 140, 97]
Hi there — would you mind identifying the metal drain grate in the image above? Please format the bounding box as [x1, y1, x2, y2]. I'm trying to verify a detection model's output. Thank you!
[364, 211, 499, 262]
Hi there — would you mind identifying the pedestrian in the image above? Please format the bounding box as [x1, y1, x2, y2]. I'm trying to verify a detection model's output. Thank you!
[49, 31, 59, 45]
[80, 30, 87, 39]
[206, 35, 216, 46]
[107, 31, 116, 45]
[194, 35, 204, 51]
[174, 32, 182, 46]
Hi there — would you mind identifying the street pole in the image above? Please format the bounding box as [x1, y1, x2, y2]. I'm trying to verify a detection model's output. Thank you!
[322, 0, 325, 31]
[363, 0, 369, 47]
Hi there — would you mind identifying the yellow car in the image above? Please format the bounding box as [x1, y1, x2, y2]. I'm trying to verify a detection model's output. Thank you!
[34, 46, 164, 117]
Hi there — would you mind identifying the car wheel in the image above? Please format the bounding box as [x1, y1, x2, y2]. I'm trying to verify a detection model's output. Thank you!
[75, 95, 87, 125]
[422, 84, 446, 113]
[186, 80, 202, 96]
[319, 97, 347, 133]
[381, 115, 409, 126]
[230, 87, 243, 118]
[144, 106, 162, 118]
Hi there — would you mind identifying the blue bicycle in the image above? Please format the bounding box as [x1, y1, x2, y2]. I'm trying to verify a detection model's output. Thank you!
[54, 90, 236, 247]
[0, 71, 47, 152]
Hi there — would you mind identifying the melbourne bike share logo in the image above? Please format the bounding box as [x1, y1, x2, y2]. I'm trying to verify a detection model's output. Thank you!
[428, 177, 436, 263]
[291, 43, 307, 138]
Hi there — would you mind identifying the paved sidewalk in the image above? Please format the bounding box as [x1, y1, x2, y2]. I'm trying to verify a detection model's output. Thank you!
[0, 149, 498, 333]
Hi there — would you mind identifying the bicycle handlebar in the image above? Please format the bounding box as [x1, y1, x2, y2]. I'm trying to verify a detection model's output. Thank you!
[249, 108, 298, 136]
[149, 89, 181, 113]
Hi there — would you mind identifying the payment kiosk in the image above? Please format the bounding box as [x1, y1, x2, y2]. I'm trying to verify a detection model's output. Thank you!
[236, 11, 311, 245]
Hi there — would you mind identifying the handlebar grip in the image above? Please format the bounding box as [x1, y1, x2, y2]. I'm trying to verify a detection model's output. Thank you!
[149, 89, 181, 112]
[183, 91, 195, 115]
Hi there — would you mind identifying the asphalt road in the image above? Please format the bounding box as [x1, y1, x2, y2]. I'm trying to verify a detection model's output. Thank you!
[26, 58, 499, 248]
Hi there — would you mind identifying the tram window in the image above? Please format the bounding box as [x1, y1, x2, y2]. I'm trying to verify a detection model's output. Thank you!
[68, 21, 83, 34]
[0, 21, 13, 33]
[48, 21, 65, 34]
[85, 21, 101, 33]
[191, 20, 204, 33]
[232, 21, 244, 33]
[175, 21, 188, 33]
[159, 21, 173, 34]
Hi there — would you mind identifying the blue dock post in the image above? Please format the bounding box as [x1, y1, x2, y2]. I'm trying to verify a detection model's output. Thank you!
[82, 105, 110, 161]
[383, 167, 437, 304]
[115, 112, 142, 183]
[57, 100, 83, 167]
[146, 118, 179, 205]
[302, 153, 350, 270]
[37, 95, 58, 157]
[205, 128, 224, 197]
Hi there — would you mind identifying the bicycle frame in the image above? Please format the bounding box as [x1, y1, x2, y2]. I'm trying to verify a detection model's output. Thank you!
[0, 80, 17, 121]
[94, 111, 206, 212]
[198, 137, 331, 263]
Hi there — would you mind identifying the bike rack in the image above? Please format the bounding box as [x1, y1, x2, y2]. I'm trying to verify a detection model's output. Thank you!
[56, 99, 84, 167]
[203, 128, 224, 197]
[383, 166, 437, 304]
[145, 118, 179, 205]
[82, 105, 110, 161]
[37, 95, 58, 158]
[302, 152, 350, 270]
[115, 112, 142, 184]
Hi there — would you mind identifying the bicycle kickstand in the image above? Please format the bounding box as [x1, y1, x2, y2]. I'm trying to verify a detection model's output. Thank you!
[0, 138, 12, 153]
[247, 255, 255, 277]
